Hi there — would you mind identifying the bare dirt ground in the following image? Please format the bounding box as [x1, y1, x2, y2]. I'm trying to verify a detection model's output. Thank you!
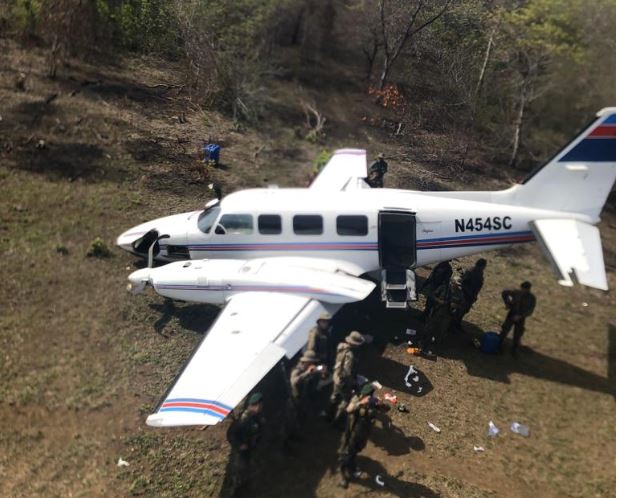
[0, 39, 615, 498]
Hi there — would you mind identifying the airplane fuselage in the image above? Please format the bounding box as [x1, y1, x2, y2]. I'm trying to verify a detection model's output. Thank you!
[117, 187, 591, 274]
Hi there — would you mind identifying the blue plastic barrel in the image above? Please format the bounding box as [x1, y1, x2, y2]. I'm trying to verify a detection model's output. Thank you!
[203, 143, 220, 164]
[480, 331, 501, 354]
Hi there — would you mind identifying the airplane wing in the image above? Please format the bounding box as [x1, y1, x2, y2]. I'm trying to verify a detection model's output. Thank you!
[530, 219, 608, 290]
[146, 292, 340, 427]
[310, 149, 369, 191]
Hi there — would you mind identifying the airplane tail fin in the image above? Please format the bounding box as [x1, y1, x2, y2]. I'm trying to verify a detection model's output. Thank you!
[507, 107, 616, 220]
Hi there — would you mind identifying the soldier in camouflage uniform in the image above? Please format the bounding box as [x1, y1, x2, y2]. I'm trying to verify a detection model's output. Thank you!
[330, 331, 366, 425]
[306, 312, 333, 365]
[421, 275, 464, 354]
[337, 383, 390, 488]
[367, 153, 388, 188]
[229, 392, 265, 496]
[499, 281, 536, 356]
[452, 258, 487, 330]
[284, 350, 325, 443]
[420, 260, 453, 320]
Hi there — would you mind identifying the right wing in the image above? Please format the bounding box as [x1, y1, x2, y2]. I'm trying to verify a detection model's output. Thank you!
[310, 149, 369, 191]
[530, 218, 608, 290]
[146, 292, 340, 428]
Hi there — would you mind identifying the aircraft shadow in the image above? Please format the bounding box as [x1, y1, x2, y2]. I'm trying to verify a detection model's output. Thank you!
[218, 361, 431, 498]
[148, 300, 219, 337]
[354, 299, 613, 396]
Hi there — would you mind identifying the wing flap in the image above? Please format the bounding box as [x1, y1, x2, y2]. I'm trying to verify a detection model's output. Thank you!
[310, 149, 368, 191]
[530, 219, 608, 290]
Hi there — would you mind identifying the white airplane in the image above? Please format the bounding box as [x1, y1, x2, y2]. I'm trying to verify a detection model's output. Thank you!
[119, 108, 615, 428]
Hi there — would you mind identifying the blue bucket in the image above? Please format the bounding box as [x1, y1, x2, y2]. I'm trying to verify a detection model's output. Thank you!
[203, 143, 220, 164]
[480, 331, 501, 354]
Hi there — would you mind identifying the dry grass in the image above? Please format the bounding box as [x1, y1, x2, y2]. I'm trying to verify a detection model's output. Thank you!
[0, 39, 614, 498]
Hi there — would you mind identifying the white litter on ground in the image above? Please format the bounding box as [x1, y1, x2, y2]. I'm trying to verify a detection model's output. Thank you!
[474, 446, 485, 452]
[427, 421, 441, 433]
[117, 458, 130, 467]
[487, 421, 500, 437]
[510, 422, 530, 437]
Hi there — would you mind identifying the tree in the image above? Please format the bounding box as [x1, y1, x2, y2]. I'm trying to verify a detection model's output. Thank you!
[374, 0, 452, 89]
[497, 0, 586, 166]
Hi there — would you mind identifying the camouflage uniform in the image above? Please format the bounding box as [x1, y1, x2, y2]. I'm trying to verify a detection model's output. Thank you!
[421, 280, 453, 353]
[306, 325, 331, 365]
[453, 261, 486, 328]
[338, 386, 389, 488]
[285, 352, 322, 437]
[229, 398, 264, 494]
[420, 261, 453, 319]
[367, 156, 388, 188]
[499, 285, 536, 354]
[330, 332, 365, 423]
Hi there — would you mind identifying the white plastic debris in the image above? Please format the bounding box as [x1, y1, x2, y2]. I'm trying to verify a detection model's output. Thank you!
[510, 422, 530, 437]
[117, 458, 130, 467]
[474, 446, 485, 452]
[582, 302, 589, 307]
[375, 475, 385, 486]
[487, 421, 499, 437]
[404, 365, 418, 388]
[427, 421, 441, 433]
[406, 328, 417, 337]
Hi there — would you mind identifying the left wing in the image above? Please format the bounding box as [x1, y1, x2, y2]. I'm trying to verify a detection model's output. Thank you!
[146, 292, 340, 427]
[310, 149, 369, 191]
[530, 218, 608, 290]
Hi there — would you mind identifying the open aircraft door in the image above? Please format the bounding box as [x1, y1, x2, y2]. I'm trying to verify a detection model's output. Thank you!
[378, 211, 417, 308]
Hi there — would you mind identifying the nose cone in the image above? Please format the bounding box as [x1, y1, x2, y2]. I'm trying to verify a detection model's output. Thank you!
[127, 268, 152, 294]
[116, 211, 196, 255]
[116, 224, 155, 253]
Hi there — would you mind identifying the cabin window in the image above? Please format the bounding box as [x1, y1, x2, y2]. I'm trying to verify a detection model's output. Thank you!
[197, 206, 221, 233]
[258, 214, 282, 235]
[337, 215, 368, 236]
[293, 215, 323, 235]
[217, 214, 253, 235]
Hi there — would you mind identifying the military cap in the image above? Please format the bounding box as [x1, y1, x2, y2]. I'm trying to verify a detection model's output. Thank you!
[248, 392, 263, 405]
[521, 281, 532, 290]
[360, 383, 375, 396]
[300, 350, 320, 363]
[345, 330, 366, 346]
[317, 312, 332, 322]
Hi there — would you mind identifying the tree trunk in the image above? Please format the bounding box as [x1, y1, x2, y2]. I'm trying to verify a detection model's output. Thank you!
[379, 56, 390, 90]
[474, 27, 495, 103]
[509, 83, 527, 167]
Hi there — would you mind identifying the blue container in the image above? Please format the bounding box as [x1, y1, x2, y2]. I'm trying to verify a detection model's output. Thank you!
[480, 331, 501, 354]
[203, 143, 220, 164]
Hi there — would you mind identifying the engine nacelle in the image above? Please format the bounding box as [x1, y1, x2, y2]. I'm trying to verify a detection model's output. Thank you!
[127, 259, 374, 305]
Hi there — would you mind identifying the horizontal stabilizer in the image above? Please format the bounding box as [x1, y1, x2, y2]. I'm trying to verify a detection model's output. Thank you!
[530, 219, 608, 290]
[310, 149, 368, 191]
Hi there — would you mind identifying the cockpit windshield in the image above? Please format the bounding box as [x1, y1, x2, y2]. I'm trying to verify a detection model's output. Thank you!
[197, 205, 221, 233]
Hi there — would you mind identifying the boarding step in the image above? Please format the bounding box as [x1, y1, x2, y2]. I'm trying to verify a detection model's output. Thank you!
[383, 269, 407, 289]
[385, 289, 408, 309]
[380, 269, 417, 308]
